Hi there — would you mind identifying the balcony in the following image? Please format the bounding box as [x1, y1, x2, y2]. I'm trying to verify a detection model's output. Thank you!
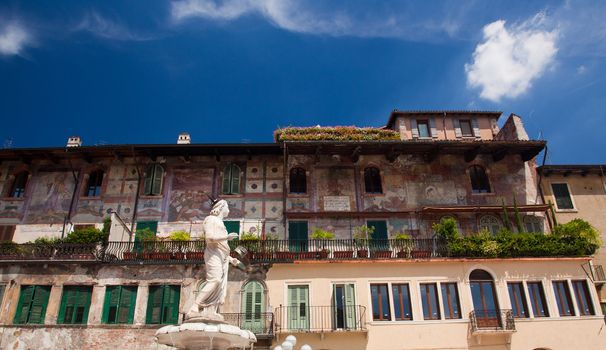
[274, 305, 367, 333]
[582, 263, 606, 285]
[0, 242, 101, 262]
[469, 309, 516, 334]
[223, 312, 274, 340]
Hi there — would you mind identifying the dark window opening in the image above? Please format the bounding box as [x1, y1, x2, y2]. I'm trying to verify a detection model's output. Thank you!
[364, 167, 382, 194]
[527, 282, 549, 317]
[289, 168, 307, 194]
[9, 171, 29, 198]
[370, 284, 390, 321]
[420, 283, 440, 320]
[222, 163, 241, 195]
[392, 284, 412, 321]
[459, 120, 473, 137]
[441, 282, 461, 319]
[552, 281, 574, 316]
[417, 120, 430, 138]
[143, 164, 164, 196]
[507, 282, 529, 318]
[551, 183, 574, 210]
[85, 170, 104, 197]
[469, 165, 491, 193]
[572, 280, 595, 316]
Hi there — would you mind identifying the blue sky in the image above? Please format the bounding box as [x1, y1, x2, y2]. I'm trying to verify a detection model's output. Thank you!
[1, 0, 605, 164]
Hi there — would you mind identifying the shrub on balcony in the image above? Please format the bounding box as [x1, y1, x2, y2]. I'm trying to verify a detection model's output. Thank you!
[169, 230, 191, 241]
[64, 227, 108, 244]
[432, 217, 459, 241]
[274, 126, 400, 142]
[240, 233, 260, 241]
[310, 228, 335, 239]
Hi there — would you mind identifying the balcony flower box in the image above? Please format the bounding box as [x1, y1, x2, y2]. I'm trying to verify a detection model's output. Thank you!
[318, 250, 329, 259]
[174, 252, 186, 260]
[252, 252, 273, 260]
[356, 249, 368, 258]
[123, 252, 137, 260]
[298, 252, 316, 259]
[187, 252, 204, 260]
[275, 252, 294, 260]
[152, 252, 172, 260]
[411, 250, 431, 259]
[370, 250, 391, 259]
[396, 250, 410, 258]
[333, 251, 354, 259]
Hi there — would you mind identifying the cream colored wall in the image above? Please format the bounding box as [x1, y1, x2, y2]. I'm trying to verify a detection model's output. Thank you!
[266, 259, 605, 350]
[542, 173, 606, 301]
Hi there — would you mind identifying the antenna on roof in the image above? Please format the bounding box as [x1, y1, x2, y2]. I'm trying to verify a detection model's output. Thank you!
[3, 138, 13, 149]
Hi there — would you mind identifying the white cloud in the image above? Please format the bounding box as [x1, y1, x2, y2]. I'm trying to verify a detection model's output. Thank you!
[576, 65, 587, 75]
[465, 13, 558, 102]
[75, 12, 154, 41]
[0, 22, 31, 56]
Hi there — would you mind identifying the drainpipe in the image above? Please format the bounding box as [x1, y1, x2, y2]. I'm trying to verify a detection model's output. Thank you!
[536, 146, 551, 232]
[63, 154, 81, 238]
[282, 142, 288, 233]
[443, 112, 448, 139]
[130, 147, 142, 238]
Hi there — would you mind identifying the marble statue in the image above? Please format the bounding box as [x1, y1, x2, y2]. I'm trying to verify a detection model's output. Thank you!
[186, 199, 243, 322]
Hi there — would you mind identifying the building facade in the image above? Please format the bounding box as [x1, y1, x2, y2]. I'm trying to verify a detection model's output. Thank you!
[0, 111, 603, 350]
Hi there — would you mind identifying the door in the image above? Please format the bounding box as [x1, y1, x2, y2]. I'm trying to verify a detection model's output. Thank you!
[288, 221, 308, 252]
[134, 221, 157, 252]
[224, 221, 241, 250]
[470, 281, 500, 328]
[287, 285, 309, 331]
[333, 284, 356, 330]
[367, 220, 388, 252]
[241, 281, 264, 333]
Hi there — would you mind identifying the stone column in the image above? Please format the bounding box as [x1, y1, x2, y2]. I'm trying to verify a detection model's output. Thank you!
[88, 285, 106, 325]
[44, 285, 63, 325]
[133, 283, 149, 325]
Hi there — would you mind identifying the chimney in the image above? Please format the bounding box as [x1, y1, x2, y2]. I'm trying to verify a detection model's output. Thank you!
[66, 136, 82, 147]
[177, 132, 191, 145]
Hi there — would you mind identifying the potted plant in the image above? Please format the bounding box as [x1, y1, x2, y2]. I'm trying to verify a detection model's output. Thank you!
[255, 233, 277, 261]
[135, 228, 158, 260]
[62, 226, 108, 260]
[310, 228, 334, 259]
[353, 225, 374, 258]
[169, 230, 190, 260]
[393, 232, 412, 258]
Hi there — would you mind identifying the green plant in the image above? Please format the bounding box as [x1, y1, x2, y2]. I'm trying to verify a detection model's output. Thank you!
[553, 218, 601, 247]
[240, 233, 260, 241]
[64, 227, 108, 244]
[311, 227, 335, 239]
[512, 196, 524, 233]
[102, 216, 111, 237]
[32, 236, 63, 244]
[136, 228, 157, 242]
[274, 126, 400, 142]
[169, 230, 191, 241]
[264, 233, 279, 240]
[393, 232, 411, 241]
[501, 199, 512, 231]
[432, 217, 459, 241]
[549, 201, 558, 226]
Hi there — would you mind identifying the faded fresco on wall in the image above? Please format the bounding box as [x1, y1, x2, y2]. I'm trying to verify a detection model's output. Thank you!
[167, 168, 213, 222]
[25, 172, 75, 224]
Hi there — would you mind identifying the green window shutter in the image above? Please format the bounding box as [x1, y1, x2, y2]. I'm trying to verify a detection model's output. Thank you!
[164, 285, 180, 324]
[144, 166, 154, 195]
[103, 286, 120, 324]
[224, 221, 240, 235]
[14, 285, 34, 324]
[230, 165, 241, 194]
[222, 165, 232, 194]
[124, 286, 138, 324]
[151, 165, 164, 195]
[146, 286, 163, 324]
[344, 284, 356, 328]
[28, 286, 51, 324]
[59, 286, 92, 324]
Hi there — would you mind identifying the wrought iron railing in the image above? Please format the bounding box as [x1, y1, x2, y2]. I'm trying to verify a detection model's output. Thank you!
[274, 305, 366, 333]
[0, 242, 101, 261]
[469, 309, 515, 332]
[222, 312, 274, 336]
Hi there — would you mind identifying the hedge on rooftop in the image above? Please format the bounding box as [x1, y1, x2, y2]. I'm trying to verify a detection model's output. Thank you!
[274, 126, 400, 142]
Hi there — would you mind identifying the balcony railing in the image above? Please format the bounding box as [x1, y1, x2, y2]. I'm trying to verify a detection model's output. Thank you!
[222, 312, 274, 337]
[98, 239, 445, 264]
[0, 242, 101, 262]
[469, 309, 515, 333]
[274, 305, 366, 333]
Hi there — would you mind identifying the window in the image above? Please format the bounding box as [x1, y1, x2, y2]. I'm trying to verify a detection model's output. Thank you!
[370, 284, 391, 321]
[479, 215, 502, 235]
[441, 282, 461, 319]
[551, 183, 574, 210]
[289, 168, 307, 194]
[420, 283, 440, 320]
[571, 280, 595, 316]
[364, 167, 382, 194]
[524, 216, 544, 233]
[102, 285, 137, 324]
[507, 282, 529, 318]
[0, 283, 5, 315]
[222, 163, 241, 195]
[417, 120, 430, 138]
[14, 285, 51, 324]
[469, 165, 491, 193]
[0, 225, 15, 242]
[242, 281, 265, 333]
[527, 282, 548, 317]
[143, 164, 164, 196]
[85, 170, 104, 197]
[58, 286, 92, 324]
[147, 285, 181, 324]
[333, 284, 356, 329]
[552, 281, 574, 316]
[469, 270, 500, 328]
[392, 284, 413, 320]
[459, 120, 473, 137]
[9, 171, 29, 198]
[287, 285, 309, 330]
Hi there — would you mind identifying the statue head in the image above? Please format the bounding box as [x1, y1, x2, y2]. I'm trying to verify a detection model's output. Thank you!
[210, 199, 229, 218]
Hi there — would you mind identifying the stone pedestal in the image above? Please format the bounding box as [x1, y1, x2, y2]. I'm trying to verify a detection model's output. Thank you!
[155, 321, 256, 350]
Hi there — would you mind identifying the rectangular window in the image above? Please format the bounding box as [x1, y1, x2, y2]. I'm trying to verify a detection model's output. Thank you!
[370, 284, 391, 321]
[527, 282, 548, 317]
[287, 285, 309, 330]
[417, 120, 430, 138]
[392, 284, 412, 320]
[441, 283, 461, 319]
[420, 283, 440, 320]
[0, 225, 15, 242]
[551, 183, 574, 210]
[572, 280, 595, 316]
[552, 281, 574, 316]
[102, 285, 137, 324]
[14, 285, 51, 324]
[147, 285, 181, 324]
[459, 120, 473, 137]
[507, 282, 529, 318]
[58, 286, 92, 324]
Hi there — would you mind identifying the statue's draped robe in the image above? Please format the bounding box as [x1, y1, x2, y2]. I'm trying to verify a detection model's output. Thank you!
[197, 215, 231, 309]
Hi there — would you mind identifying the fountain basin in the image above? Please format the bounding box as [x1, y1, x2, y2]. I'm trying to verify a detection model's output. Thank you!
[155, 322, 257, 350]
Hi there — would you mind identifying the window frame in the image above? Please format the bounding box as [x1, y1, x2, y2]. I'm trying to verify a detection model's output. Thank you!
[289, 167, 307, 194]
[84, 170, 104, 197]
[479, 215, 502, 235]
[9, 171, 29, 198]
[13, 285, 51, 325]
[391, 283, 413, 321]
[550, 183, 576, 211]
[440, 282, 461, 320]
[469, 165, 491, 194]
[507, 282, 529, 318]
[364, 167, 383, 194]
[420, 283, 441, 320]
[571, 280, 595, 316]
[143, 164, 164, 196]
[527, 281, 549, 317]
[459, 119, 474, 137]
[102, 285, 138, 324]
[58, 285, 93, 324]
[222, 163, 242, 195]
[552, 281, 575, 317]
[416, 119, 430, 138]
[523, 215, 544, 233]
[370, 283, 391, 321]
[146, 285, 181, 325]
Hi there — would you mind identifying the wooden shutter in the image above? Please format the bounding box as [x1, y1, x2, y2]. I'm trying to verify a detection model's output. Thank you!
[14, 285, 35, 324]
[453, 119, 462, 138]
[28, 286, 51, 324]
[344, 284, 356, 329]
[103, 286, 120, 323]
[152, 165, 164, 195]
[471, 118, 481, 139]
[242, 282, 264, 331]
[143, 166, 153, 195]
[165, 285, 180, 324]
[59, 286, 92, 324]
[429, 118, 438, 138]
[288, 285, 309, 330]
[222, 165, 232, 194]
[122, 286, 137, 324]
[146, 286, 163, 324]
[224, 221, 240, 235]
[231, 165, 241, 194]
[410, 120, 419, 139]
[0, 226, 15, 241]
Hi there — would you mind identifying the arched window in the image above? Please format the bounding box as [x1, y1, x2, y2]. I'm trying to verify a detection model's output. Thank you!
[469, 269, 500, 328]
[289, 168, 307, 194]
[479, 215, 502, 235]
[222, 163, 241, 195]
[85, 170, 104, 197]
[523, 215, 544, 233]
[9, 171, 29, 198]
[469, 165, 491, 193]
[364, 167, 382, 194]
[143, 164, 164, 196]
[241, 281, 265, 333]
